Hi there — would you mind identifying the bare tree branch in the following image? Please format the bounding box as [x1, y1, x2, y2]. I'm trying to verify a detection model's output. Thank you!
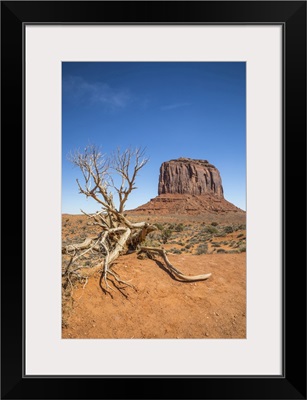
[112, 147, 149, 213]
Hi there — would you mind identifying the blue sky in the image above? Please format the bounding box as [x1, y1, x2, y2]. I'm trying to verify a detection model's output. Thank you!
[62, 62, 246, 214]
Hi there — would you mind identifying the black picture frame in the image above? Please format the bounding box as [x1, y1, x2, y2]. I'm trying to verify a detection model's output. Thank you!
[1, 1, 306, 399]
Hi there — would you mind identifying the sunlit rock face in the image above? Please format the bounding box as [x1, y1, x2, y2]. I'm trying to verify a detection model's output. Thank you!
[158, 157, 224, 198]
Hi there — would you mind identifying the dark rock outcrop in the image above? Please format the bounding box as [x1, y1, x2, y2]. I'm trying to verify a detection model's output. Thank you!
[158, 158, 224, 198]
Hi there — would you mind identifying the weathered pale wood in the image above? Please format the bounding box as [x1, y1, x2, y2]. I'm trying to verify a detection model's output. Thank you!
[140, 247, 212, 282]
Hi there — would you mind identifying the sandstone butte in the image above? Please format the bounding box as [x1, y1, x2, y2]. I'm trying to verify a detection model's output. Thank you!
[128, 157, 246, 217]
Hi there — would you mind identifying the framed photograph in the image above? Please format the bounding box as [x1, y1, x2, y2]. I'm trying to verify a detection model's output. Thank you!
[1, 1, 306, 399]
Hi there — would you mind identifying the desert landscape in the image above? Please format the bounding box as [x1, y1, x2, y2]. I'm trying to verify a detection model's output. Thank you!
[62, 156, 246, 339]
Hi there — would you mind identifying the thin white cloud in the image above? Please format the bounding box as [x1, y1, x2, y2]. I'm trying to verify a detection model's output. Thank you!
[160, 102, 191, 111]
[63, 76, 131, 108]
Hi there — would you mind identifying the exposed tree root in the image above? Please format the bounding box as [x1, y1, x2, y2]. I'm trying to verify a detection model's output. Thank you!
[139, 247, 212, 282]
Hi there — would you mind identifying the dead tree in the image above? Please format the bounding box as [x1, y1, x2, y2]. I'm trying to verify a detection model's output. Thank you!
[62, 145, 211, 296]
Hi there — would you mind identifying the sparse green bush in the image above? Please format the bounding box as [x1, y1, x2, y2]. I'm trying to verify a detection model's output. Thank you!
[238, 224, 246, 230]
[154, 223, 164, 231]
[223, 226, 234, 234]
[238, 244, 246, 252]
[171, 248, 182, 254]
[175, 223, 185, 232]
[196, 243, 208, 255]
[217, 248, 226, 253]
[143, 238, 161, 247]
[204, 226, 218, 234]
[215, 231, 226, 237]
[161, 229, 172, 244]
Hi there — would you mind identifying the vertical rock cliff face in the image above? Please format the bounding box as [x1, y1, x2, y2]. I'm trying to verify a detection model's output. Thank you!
[158, 158, 224, 198]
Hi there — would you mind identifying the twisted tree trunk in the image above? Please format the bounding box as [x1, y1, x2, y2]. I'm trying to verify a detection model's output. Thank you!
[63, 146, 211, 297]
[62, 214, 211, 296]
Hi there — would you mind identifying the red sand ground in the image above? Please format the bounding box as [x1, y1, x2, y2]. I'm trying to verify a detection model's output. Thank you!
[62, 252, 246, 339]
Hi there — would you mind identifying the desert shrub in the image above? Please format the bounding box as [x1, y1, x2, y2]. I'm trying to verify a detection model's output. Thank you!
[197, 234, 207, 241]
[176, 241, 184, 246]
[237, 233, 244, 238]
[211, 222, 219, 226]
[185, 243, 192, 249]
[217, 248, 226, 253]
[223, 226, 234, 234]
[238, 244, 246, 252]
[196, 243, 208, 255]
[143, 238, 161, 247]
[204, 226, 218, 234]
[161, 229, 173, 244]
[174, 223, 185, 232]
[212, 243, 221, 248]
[238, 224, 246, 230]
[154, 223, 164, 231]
[171, 248, 182, 254]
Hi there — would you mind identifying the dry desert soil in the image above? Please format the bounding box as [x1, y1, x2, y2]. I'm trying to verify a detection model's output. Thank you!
[62, 213, 246, 339]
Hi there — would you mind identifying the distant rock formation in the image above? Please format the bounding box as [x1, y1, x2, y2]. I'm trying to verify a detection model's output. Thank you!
[128, 157, 245, 222]
[129, 193, 243, 216]
[158, 158, 224, 198]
